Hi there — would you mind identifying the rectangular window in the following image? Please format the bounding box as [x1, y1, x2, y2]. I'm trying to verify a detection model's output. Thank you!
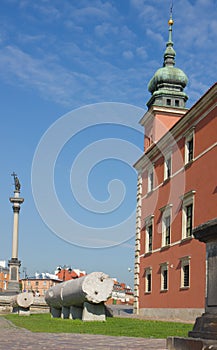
[165, 216, 171, 245]
[147, 224, 153, 252]
[181, 191, 196, 240]
[148, 166, 154, 193]
[183, 264, 190, 287]
[164, 154, 172, 180]
[186, 204, 193, 237]
[145, 267, 152, 293]
[180, 256, 190, 288]
[185, 130, 195, 164]
[187, 138, 193, 162]
[145, 215, 154, 253]
[161, 263, 168, 291]
[160, 204, 172, 247]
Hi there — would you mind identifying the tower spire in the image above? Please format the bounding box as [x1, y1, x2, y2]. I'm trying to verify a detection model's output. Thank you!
[164, 8, 175, 67]
[147, 6, 188, 109]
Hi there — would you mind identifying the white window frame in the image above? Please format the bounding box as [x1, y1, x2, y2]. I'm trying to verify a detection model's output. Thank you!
[180, 256, 191, 289]
[184, 129, 195, 165]
[160, 262, 169, 291]
[181, 191, 196, 239]
[164, 152, 172, 181]
[145, 267, 152, 293]
[145, 215, 154, 253]
[160, 204, 172, 247]
[147, 165, 154, 193]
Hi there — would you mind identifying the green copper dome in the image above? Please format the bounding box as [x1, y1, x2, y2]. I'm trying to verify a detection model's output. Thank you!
[147, 15, 188, 109]
[148, 66, 188, 94]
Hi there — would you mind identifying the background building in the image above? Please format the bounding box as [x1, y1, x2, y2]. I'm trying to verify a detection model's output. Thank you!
[134, 15, 217, 321]
[106, 280, 134, 306]
[55, 266, 86, 281]
[21, 272, 61, 296]
[0, 261, 9, 292]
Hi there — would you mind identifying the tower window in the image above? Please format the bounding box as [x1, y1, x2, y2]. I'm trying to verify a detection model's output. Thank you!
[175, 100, 180, 107]
[166, 99, 171, 106]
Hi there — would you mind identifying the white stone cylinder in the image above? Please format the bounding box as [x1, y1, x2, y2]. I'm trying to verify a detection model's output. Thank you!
[45, 272, 114, 309]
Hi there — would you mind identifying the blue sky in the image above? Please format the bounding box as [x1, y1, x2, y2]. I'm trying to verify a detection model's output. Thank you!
[0, 0, 216, 287]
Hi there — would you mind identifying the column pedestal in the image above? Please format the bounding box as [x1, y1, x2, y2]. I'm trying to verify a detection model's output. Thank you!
[7, 258, 21, 293]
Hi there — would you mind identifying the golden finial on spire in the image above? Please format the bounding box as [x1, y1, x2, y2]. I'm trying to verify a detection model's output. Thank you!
[168, 0, 174, 26]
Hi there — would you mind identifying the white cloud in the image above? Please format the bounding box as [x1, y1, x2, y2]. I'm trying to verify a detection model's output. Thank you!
[146, 28, 164, 47]
[0, 44, 146, 108]
[94, 22, 119, 38]
[0, 45, 91, 106]
[136, 46, 147, 59]
[123, 50, 134, 60]
[130, 0, 145, 11]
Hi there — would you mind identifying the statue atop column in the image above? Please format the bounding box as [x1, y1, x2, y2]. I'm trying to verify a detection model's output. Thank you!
[11, 172, 21, 192]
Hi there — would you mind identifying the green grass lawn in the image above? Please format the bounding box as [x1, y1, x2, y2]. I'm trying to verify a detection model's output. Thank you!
[4, 313, 192, 339]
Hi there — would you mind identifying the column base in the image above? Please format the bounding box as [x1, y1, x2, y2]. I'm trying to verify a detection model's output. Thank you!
[7, 281, 20, 293]
[167, 336, 217, 350]
[189, 313, 217, 340]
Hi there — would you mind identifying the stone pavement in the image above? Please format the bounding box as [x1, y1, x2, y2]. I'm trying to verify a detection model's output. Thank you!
[0, 317, 167, 350]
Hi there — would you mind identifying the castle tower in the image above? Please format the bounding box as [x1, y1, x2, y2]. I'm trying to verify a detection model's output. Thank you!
[140, 13, 189, 151]
[147, 14, 188, 109]
[134, 12, 189, 315]
[8, 173, 24, 293]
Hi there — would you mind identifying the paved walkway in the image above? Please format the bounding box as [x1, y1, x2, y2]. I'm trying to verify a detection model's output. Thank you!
[0, 317, 167, 350]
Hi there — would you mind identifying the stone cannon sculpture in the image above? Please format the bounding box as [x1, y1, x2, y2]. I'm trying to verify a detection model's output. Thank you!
[45, 271, 114, 321]
[12, 291, 34, 316]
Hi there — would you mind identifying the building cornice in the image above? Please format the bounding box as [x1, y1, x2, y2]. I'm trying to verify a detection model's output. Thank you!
[139, 105, 187, 127]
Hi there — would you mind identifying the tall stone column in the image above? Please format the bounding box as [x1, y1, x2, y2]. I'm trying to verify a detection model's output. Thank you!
[167, 218, 217, 349]
[188, 218, 217, 341]
[8, 173, 24, 293]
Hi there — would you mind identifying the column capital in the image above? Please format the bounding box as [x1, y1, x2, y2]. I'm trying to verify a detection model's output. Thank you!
[193, 218, 217, 243]
[12, 205, 20, 213]
[9, 197, 24, 204]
